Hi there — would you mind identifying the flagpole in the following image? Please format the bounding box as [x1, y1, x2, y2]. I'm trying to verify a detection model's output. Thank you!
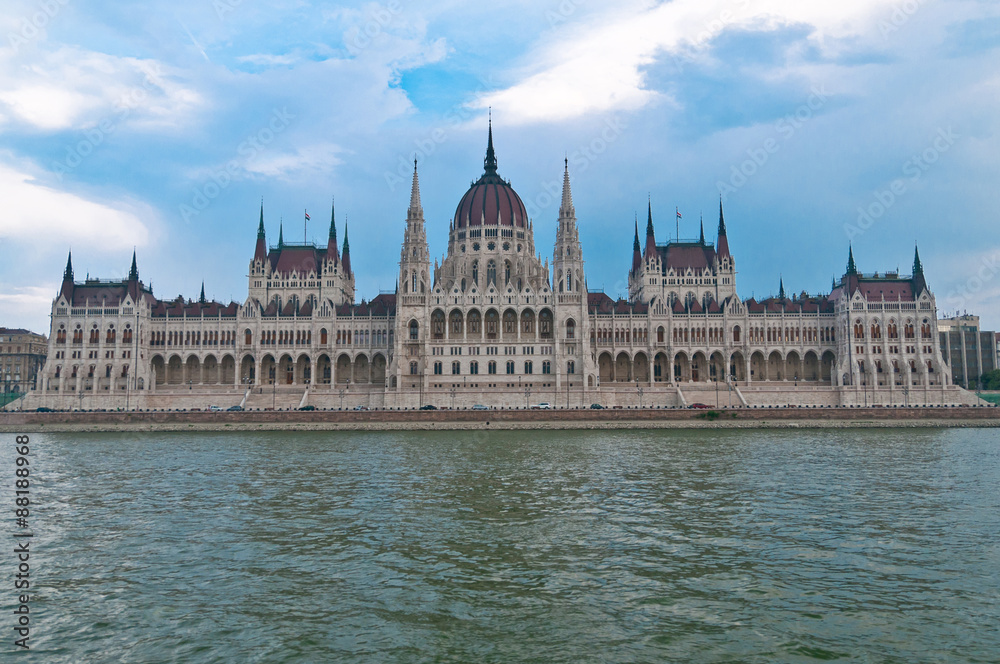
[304, 209, 307, 243]
[676, 207, 679, 242]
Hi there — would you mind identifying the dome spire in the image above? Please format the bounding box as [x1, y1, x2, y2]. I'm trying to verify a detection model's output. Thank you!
[484, 109, 498, 175]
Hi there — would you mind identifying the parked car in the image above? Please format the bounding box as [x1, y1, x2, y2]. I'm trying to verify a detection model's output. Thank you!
[472, 404, 489, 411]
[688, 403, 711, 409]
[419, 404, 437, 410]
[226, 405, 243, 411]
[35, 406, 54, 412]
[298, 405, 316, 411]
[589, 403, 605, 409]
[209, 405, 222, 412]
[531, 402, 552, 409]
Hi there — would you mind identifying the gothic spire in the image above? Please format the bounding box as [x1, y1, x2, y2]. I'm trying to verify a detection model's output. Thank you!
[633, 216, 641, 252]
[913, 244, 923, 275]
[558, 157, 575, 219]
[645, 198, 655, 238]
[63, 251, 73, 281]
[257, 200, 265, 239]
[699, 216, 705, 245]
[484, 111, 498, 176]
[778, 277, 786, 300]
[409, 159, 422, 214]
[847, 244, 857, 275]
[199, 281, 206, 304]
[716, 198, 731, 259]
[341, 222, 352, 276]
[329, 198, 337, 242]
[128, 250, 138, 282]
[278, 221, 284, 249]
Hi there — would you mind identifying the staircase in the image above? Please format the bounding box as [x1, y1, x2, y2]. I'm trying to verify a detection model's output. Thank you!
[242, 385, 308, 411]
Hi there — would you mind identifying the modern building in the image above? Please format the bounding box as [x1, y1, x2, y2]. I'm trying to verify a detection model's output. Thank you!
[938, 315, 997, 390]
[0, 328, 48, 401]
[14, 126, 984, 410]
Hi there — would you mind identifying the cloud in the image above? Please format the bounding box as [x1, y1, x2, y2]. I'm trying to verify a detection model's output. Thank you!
[243, 142, 346, 180]
[0, 284, 55, 335]
[473, 0, 903, 124]
[0, 155, 153, 251]
[0, 46, 203, 132]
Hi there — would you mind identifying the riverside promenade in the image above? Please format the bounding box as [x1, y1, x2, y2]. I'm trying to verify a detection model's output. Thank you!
[2, 406, 999, 432]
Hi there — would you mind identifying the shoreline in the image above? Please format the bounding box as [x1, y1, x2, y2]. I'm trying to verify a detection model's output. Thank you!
[3, 406, 998, 432]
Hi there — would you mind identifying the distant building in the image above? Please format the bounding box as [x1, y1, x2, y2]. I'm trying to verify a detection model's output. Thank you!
[938, 315, 997, 390]
[0, 328, 48, 395]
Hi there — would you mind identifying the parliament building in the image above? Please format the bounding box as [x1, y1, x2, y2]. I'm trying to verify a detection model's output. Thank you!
[16, 126, 983, 410]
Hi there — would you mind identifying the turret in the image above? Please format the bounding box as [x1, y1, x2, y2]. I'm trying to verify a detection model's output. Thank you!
[716, 199, 730, 260]
[60, 251, 74, 301]
[644, 200, 656, 258]
[326, 198, 339, 266]
[254, 202, 267, 264]
[341, 223, 351, 277]
[631, 217, 642, 274]
[912, 244, 927, 294]
[127, 250, 141, 301]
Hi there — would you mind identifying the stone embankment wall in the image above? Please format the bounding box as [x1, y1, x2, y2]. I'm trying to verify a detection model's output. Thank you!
[2, 406, 998, 431]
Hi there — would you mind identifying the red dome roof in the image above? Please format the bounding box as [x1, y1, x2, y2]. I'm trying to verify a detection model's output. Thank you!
[453, 124, 528, 229]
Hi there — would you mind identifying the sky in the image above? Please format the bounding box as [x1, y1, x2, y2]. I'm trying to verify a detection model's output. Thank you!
[1, 0, 999, 334]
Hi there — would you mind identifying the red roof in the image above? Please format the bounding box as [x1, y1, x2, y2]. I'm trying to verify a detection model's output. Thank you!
[270, 247, 327, 275]
[454, 177, 528, 229]
[657, 243, 717, 272]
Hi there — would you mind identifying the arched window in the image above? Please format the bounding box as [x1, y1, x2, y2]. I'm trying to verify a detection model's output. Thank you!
[409, 320, 419, 340]
[472, 261, 479, 286]
[411, 271, 417, 294]
[504, 260, 511, 286]
[245, 329, 253, 345]
[410, 361, 418, 375]
[320, 328, 328, 345]
[487, 260, 496, 285]
[733, 325, 741, 343]
[566, 319, 576, 340]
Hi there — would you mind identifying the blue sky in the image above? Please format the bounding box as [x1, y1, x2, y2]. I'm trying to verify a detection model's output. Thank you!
[1, 0, 999, 334]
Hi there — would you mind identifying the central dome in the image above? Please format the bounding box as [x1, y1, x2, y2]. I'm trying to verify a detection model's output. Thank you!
[453, 124, 528, 229]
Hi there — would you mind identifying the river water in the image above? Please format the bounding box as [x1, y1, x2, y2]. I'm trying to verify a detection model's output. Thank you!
[4, 428, 999, 663]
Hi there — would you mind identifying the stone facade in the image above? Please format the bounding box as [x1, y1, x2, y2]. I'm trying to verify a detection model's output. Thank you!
[14, 127, 984, 411]
[0, 328, 47, 397]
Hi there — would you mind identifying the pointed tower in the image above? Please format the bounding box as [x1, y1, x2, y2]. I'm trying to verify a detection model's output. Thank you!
[631, 217, 642, 275]
[644, 199, 656, 257]
[553, 157, 586, 296]
[699, 216, 705, 245]
[278, 222, 285, 249]
[341, 222, 351, 278]
[912, 244, 927, 294]
[254, 201, 267, 263]
[398, 159, 432, 300]
[126, 250, 141, 301]
[60, 251, 74, 301]
[199, 282, 206, 304]
[843, 244, 860, 294]
[778, 277, 786, 300]
[249, 201, 273, 303]
[326, 198, 339, 266]
[716, 198, 731, 260]
[847, 245, 858, 275]
[550, 157, 592, 402]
